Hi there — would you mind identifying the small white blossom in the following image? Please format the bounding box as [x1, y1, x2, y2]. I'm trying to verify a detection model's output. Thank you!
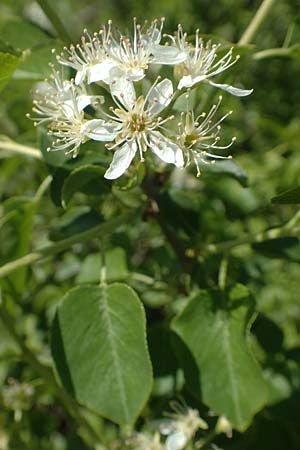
[215, 415, 233, 438]
[2, 379, 34, 422]
[55, 27, 116, 85]
[177, 95, 235, 176]
[28, 17, 251, 181]
[83, 77, 184, 179]
[106, 18, 186, 83]
[128, 432, 164, 450]
[28, 68, 104, 156]
[0, 431, 9, 450]
[160, 402, 208, 450]
[28, 67, 103, 124]
[169, 26, 252, 96]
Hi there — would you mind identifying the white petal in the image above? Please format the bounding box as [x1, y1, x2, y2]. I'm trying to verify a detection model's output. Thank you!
[104, 141, 137, 179]
[152, 45, 187, 65]
[127, 68, 145, 82]
[160, 420, 175, 435]
[142, 28, 162, 46]
[60, 95, 97, 118]
[75, 68, 87, 85]
[150, 131, 184, 167]
[110, 76, 136, 110]
[76, 94, 101, 112]
[60, 101, 77, 119]
[88, 60, 117, 84]
[208, 81, 253, 96]
[147, 78, 173, 116]
[62, 80, 73, 92]
[81, 119, 121, 141]
[166, 432, 188, 450]
[178, 74, 207, 90]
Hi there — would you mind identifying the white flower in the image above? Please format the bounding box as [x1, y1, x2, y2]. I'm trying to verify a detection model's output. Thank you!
[46, 113, 91, 157]
[55, 27, 116, 85]
[83, 77, 184, 179]
[169, 26, 252, 96]
[28, 67, 103, 124]
[0, 430, 9, 450]
[215, 415, 233, 438]
[128, 432, 164, 450]
[160, 402, 208, 450]
[106, 18, 186, 83]
[28, 68, 104, 156]
[177, 95, 235, 176]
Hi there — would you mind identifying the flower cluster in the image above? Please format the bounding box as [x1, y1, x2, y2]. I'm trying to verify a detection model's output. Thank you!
[28, 18, 252, 179]
[126, 402, 210, 450]
[125, 402, 233, 450]
[2, 378, 34, 422]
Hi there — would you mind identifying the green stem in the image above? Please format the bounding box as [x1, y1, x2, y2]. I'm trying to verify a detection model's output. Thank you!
[253, 46, 298, 60]
[197, 429, 217, 449]
[34, 175, 52, 202]
[201, 210, 300, 256]
[0, 140, 42, 159]
[0, 214, 130, 279]
[238, 0, 277, 45]
[218, 254, 229, 291]
[0, 297, 104, 446]
[36, 0, 72, 42]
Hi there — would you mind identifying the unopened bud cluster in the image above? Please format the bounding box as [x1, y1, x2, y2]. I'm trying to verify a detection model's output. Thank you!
[28, 18, 252, 179]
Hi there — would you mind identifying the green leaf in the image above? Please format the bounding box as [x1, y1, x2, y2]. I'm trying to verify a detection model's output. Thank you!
[252, 237, 300, 262]
[171, 284, 267, 431]
[51, 284, 153, 424]
[62, 165, 110, 207]
[201, 158, 248, 187]
[15, 45, 58, 80]
[76, 247, 128, 284]
[272, 186, 300, 204]
[0, 18, 53, 50]
[0, 51, 21, 92]
[0, 316, 19, 357]
[50, 206, 102, 239]
[39, 128, 71, 167]
[0, 197, 37, 292]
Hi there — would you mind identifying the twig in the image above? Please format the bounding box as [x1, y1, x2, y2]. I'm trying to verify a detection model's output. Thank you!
[239, 0, 277, 45]
[0, 140, 42, 159]
[36, 0, 72, 42]
[0, 214, 130, 279]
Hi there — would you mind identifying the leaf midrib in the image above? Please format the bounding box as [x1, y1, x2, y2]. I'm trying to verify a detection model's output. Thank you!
[221, 318, 243, 427]
[99, 287, 130, 423]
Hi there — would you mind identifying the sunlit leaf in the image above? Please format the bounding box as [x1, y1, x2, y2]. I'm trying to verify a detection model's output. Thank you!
[51, 284, 153, 424]
[172, 284, 267, 430]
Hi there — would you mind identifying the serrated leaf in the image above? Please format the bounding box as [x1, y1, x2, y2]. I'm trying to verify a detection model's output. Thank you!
[171, 284, 267, 431]
[62, 165, 110, 207]
[51, 284, 153, 425]
[272, 186, 300, 204]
